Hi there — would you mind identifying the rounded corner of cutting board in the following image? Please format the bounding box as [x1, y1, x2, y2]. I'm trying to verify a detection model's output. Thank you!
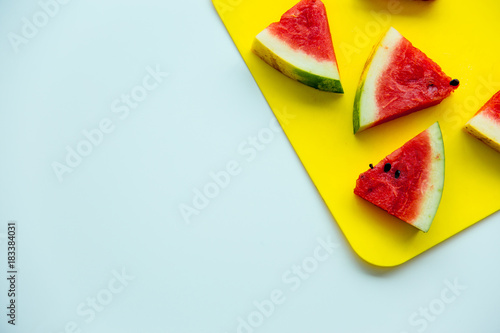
[344, 234, 415, 268]
[214, 0, 500, 267]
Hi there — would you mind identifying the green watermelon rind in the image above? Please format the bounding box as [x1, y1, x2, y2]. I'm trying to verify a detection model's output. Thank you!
[294, 66, 344, 93]
[252, 28, 343, 93]
[412, 122, 445, 232]
[354, 122, 445, 232]
[353, 80, 364, 134]
[352, 27, 402, 134]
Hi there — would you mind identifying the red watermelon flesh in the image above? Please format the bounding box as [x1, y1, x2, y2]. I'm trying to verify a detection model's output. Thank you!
[353, 27, 458, 133]
[475, 90, 500, 123]
[375, 37, 457, 127]
[354, 122, 445, 232]
[464, 90, 500, 152]
[252, 0, 343, 92]
[267, 0, 336, 63]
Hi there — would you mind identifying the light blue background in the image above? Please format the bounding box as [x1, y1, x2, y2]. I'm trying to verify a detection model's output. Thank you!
[0, 0, 499, 332]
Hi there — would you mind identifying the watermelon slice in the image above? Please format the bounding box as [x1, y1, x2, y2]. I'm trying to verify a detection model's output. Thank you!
[464, 90, 500, 153]
[252, 0, 343, 93]
[353, 27, 459, 134]
[354, 122, 445, 232]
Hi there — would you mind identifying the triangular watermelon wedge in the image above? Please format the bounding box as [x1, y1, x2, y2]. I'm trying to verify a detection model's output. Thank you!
[464, 90, 500, 152]
[252, 0, 343, 93]
[353, 27, 459, 133]
[354, 122, 445, 232]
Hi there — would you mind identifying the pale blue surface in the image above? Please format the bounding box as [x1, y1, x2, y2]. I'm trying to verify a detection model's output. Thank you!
[0, 1, 499, 333]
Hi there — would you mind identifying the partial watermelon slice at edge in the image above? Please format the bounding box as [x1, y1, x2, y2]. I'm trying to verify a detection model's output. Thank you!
[464, 90, 500, 153]
[353, 27, 458, 134]
[252, 0, 343, 93]
[354, 122, 445, 232]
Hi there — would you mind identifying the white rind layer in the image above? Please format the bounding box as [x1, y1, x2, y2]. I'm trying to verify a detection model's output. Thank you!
[255, 28, 340, 80]
[358, 27, 403, 131]
[411, 122, 445, 232]
[465, 113, 500, 149]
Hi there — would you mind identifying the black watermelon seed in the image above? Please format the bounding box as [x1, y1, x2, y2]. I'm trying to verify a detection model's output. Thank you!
[369, 163, 374, 169]
[395, 170, 401, 179]
[450, 79, 460, 86]
[384, 163, 391, 172]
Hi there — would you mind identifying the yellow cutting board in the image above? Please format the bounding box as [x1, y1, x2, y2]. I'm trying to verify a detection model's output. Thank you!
[213, 0, 500, 266]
